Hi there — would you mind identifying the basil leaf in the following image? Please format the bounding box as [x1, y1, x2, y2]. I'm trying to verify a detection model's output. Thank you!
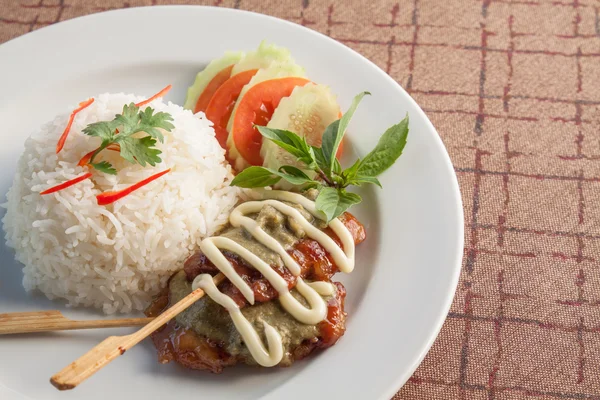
[230, 166, 317, 188]
[272, 166, 315, 186]
[256, 126, 315, 167]
[279, 165, 312, 180]
[357, 115, 409, 177]
[315, 187, 362, 222]
[312, 146, 329, 173]
[332, 175, 345, 186]
[341, 158, 361, 184]
[257, 127, 306, 158]
[320, 119, 339, 172]
[304, 181, 322, 190]
[349, 175, 382, 188]
[303, 139, 318, 169]
[333, 158, 342, 175]
[321, 91, 370, 173]
[230, 166, 282, 188]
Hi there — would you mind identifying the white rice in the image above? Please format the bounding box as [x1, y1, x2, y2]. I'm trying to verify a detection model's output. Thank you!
[2, 93, 240, 314]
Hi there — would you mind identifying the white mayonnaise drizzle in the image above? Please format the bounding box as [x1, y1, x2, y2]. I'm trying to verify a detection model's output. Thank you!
[192, 189, 355, 367]
[306, 281, 336, 296]
[195, 274, 283, 367]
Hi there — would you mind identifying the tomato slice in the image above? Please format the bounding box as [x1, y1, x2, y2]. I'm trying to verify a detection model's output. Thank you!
[205, 69, 259, 150]
[232, 77, 311, 166]
[194, 65, 235, 114]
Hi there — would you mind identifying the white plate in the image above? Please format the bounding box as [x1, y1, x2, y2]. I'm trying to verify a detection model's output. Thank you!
[0, 6, 463, 400]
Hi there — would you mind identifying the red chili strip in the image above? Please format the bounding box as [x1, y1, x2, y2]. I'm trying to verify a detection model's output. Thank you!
[77, 144, 121, 167]
[96, 169, 170, 206]
[56, 98, 95, 154]
[40, 172, 93, 195]
[134, 85, 172, 108]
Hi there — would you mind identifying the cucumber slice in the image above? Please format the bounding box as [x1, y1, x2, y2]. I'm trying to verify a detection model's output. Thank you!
[185, 42, 293, 111]
[183, 51, 244, 111]
[261, 83, 341, 189]
[226, 61, 307, 171]
[232, 41, 294, 75]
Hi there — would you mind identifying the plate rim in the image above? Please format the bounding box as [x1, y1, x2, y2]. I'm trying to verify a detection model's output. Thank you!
[0, 5, 464, 399]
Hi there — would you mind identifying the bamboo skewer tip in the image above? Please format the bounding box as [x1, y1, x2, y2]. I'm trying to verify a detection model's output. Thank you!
[49, 272, 225, 390]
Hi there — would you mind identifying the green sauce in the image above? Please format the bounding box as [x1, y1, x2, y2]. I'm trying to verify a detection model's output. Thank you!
[170, 271, 330, 366]
[171, 189, 333, 365]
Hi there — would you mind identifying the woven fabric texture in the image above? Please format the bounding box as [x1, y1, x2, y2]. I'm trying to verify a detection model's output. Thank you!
[1, 0, 600, 399]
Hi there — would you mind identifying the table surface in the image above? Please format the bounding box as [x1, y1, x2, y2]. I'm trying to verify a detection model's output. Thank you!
[2, 0, 600, 399]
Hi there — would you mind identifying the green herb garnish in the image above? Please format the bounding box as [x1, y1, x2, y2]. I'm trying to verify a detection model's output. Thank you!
[230, 92, 409, 222]
[82, 103, 174, 175]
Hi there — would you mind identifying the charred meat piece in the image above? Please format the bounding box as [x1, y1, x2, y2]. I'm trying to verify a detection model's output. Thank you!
[183, 212, 365, 308]
[145, 276, 347, 373]
[145, 200, 363, 373]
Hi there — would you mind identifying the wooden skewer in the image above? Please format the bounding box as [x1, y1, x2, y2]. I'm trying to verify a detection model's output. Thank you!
[50, 272, 225, 391]
[0, 311, 153, 335]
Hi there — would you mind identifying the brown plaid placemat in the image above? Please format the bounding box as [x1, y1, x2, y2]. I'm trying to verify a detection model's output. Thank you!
[2, 0, 600, 399]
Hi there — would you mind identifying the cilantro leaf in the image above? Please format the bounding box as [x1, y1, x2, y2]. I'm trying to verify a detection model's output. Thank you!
[114, 103, 140, 133]
[89, 161, 117, 175]
[138, 107, 174, 142]
[82, 104, 173, 174]
[116, 136, 162, 167]
[82, 121, 117, 142]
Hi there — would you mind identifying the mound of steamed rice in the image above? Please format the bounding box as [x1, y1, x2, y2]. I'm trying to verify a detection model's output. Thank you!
[2, 93, 240, 314]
